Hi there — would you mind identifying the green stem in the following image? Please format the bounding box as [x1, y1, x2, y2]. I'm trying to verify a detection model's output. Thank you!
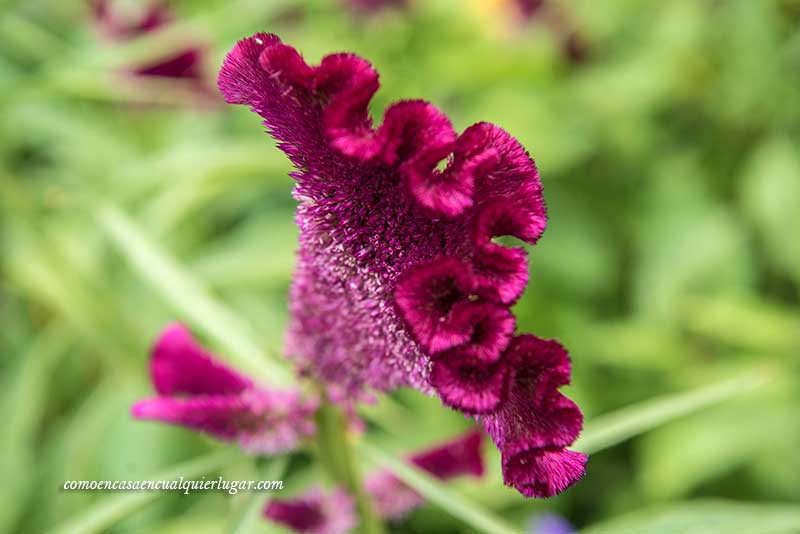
[315, 402, 384, 534]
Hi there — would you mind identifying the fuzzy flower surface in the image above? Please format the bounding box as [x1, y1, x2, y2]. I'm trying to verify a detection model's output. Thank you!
[365, 429, 484, 520]
[218, 33, 585, 497]
[264, 486, 357, 534]
[131, 323, 317, 454]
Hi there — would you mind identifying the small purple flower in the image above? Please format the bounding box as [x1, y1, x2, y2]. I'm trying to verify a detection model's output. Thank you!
[131, 323, 318, 454]
[366, 429, 484, 520]
[264, 486, 357, 534]
[90, 0, 209, 85]
[529, 513, 575, 534]
[218, 34, 585, 497]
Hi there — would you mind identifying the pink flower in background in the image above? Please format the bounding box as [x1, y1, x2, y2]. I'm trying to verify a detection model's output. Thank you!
[511, 0, 588, 63]
[264, 487, 357, 534]
[90, 0, 208, 85]
[217, 33, 585, 497]
[343, 0, 407, 14]
[131, 324, 317, 454]
[366, 429, 484, 519]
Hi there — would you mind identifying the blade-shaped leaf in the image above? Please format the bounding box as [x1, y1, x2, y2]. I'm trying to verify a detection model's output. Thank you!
[574, 370, 772, 454]
[228, 457, 289, 534]
[98, 203, 292, 386]
[580, 500, 800, 534]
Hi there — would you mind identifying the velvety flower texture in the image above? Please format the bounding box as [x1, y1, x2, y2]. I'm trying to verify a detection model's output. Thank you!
[132, 324, 317, 454]
[365, 429, 484, 520]
[91, 0, 207, 83]
[218, 33, 585, 497]
[264, 487, 357, 534]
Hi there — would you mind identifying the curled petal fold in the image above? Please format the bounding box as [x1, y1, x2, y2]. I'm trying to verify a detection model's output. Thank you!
[430, 354, 509, 414]
[506, 334, 572, 404]
[394, 256, 477, 354]
[443, 301, 516, 363]
[483, 335, 584, 496]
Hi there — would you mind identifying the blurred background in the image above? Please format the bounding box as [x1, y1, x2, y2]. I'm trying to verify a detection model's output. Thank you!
[1, 0, 799, 532]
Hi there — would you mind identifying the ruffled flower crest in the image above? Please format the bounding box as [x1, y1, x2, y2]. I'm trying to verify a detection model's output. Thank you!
[218, 33, 584, 497]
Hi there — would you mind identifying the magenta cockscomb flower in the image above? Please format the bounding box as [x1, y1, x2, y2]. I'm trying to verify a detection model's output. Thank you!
[218, 33, 585, 497]
[264, 487, 357, 534]
[91, 0, 208, 84]
[366, 429, 484, 519]
[131, 324, 317, 454]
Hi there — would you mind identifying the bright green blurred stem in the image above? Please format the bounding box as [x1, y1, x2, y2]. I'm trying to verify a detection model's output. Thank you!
[314, 401, 384, 534]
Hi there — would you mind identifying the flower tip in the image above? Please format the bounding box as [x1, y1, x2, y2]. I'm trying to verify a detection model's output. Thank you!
[217, 32, 282, 104]
[504, 449, 587, 498]
[150, 323, 252, 396]
[130, 399, 153, 419]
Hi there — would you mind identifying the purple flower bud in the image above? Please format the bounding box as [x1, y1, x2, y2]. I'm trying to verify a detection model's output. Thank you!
[132, 324, 317, 455]
[264, 487, 357, 534]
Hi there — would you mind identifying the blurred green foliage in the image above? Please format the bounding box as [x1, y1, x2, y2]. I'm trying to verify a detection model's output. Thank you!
[1, 0, 799, 532]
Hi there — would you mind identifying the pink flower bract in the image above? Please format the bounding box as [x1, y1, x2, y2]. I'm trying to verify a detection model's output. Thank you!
[365, 429, 484, 520]
[132, 323, 317, 455]
[264, 487, 357, 534]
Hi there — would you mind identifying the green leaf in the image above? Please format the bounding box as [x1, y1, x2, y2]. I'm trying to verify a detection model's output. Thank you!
[358, 442, 518, 534]
[50, 450, 242, 534]
[580, 500, 800, 534]
[574, 370, 772, 454]
[228, 457, 289, 534]
[0, 326, 69, 532]
[97, 203, 293, 386]
[637, 400, 790, 499]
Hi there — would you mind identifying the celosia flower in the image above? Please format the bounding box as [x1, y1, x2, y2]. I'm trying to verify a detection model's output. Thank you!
[365, 429, 484, 520]
[91, 0, 208, 84]
[264, 487, 357, 534]
[131, 323, 317, 454]
[218, 33, 585, 497]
